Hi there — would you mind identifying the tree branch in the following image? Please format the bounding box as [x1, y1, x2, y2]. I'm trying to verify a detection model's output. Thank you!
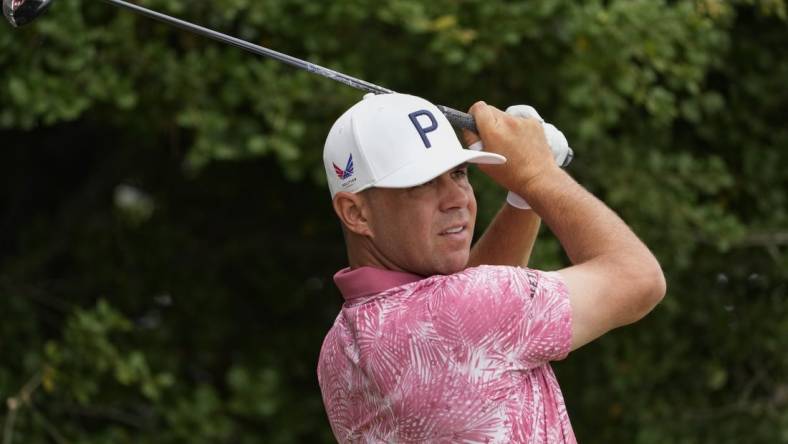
[3, 371, 42, 444]
[737, 231, 788, 247]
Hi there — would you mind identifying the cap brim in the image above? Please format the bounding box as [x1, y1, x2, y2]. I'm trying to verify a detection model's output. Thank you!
[372, 149, 506, 189]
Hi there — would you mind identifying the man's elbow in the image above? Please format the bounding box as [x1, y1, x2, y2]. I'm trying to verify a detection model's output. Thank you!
[627, 259, 667, 323]
[611, 255, 666, 326]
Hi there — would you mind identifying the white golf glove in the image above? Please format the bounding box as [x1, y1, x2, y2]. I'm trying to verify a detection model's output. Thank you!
[468, 105, 572, 210]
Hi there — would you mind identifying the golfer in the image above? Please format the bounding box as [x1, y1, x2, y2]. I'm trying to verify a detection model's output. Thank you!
[317, 93, 666, 443]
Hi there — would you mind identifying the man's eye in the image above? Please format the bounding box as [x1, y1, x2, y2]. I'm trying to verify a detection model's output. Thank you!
[452, 169, 468, 179]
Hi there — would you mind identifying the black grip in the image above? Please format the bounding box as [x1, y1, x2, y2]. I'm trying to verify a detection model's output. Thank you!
[436, 105, 478, 134]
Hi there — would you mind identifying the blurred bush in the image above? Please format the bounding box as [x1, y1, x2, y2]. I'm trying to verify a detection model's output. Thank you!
[1, 0, 786, 442]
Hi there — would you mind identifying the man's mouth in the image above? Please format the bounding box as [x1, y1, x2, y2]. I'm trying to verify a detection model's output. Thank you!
[440, 225, 467, 235]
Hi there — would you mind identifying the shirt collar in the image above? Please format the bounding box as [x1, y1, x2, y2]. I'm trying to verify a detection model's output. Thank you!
[333, 266, 424, 301]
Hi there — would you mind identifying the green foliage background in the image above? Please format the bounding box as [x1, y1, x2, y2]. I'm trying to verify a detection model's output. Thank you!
[1, 0, 786, 442]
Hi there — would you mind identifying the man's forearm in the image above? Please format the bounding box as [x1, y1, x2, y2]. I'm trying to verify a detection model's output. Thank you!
[468, 204, 541, 268]
[521, 167, 659, 273]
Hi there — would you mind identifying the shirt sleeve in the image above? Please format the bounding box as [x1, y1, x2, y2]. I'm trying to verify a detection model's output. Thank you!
[510, 268, 573, 366]
[429, 265, 572, 370]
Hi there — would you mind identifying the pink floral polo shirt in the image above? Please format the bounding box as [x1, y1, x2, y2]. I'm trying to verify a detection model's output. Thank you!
[317, 265, 576, 443]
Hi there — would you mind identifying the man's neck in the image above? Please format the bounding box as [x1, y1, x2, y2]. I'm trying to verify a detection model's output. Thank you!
[346, 238, 411, 273]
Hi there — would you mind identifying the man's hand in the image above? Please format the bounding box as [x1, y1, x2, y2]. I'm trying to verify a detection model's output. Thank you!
[475, 105, 573, 209]
[463, 102, 559, 193]
[465, 103, 569, 267]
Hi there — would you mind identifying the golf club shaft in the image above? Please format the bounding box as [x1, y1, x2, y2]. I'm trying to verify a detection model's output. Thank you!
[102, 0, 478, 133]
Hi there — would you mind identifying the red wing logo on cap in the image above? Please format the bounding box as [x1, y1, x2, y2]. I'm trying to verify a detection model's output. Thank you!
[333, 154, 354, 180]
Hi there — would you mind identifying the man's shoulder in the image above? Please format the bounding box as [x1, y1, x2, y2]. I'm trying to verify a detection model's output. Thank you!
[434, 265, 566, 298]
[424, 265, 536, 293]
[453, 264, 541, 283]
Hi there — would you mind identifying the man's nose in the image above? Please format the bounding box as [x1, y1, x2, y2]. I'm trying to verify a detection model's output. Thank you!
[437, 174, 469, 212]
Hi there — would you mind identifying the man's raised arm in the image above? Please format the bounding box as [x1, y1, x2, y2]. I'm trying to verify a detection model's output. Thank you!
[469, 102, 666, 351]
[467, 204, 541, 268]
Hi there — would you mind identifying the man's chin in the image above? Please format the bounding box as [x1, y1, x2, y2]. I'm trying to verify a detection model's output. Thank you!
[431, 253, 470, 276]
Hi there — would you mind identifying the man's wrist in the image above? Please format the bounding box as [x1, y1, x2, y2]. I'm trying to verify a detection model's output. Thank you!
[510, 165, 565, 205]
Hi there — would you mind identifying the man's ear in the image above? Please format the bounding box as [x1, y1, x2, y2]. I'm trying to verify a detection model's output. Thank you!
[332, 192, 373, 237]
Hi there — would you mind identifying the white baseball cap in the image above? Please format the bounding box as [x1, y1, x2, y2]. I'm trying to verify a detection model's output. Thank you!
[323, 93, 506, 198]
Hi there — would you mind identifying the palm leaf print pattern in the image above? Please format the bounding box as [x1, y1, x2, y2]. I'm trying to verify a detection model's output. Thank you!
[318, 266, 576, 443]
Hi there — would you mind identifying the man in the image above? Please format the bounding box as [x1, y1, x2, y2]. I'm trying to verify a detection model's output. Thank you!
[317, 93, 666, 443]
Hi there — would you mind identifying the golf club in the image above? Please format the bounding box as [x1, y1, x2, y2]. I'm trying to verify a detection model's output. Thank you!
[4, 0, 573, 166]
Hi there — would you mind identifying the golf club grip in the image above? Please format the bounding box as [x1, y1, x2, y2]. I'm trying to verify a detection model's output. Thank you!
[437, 105, 478, 134]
